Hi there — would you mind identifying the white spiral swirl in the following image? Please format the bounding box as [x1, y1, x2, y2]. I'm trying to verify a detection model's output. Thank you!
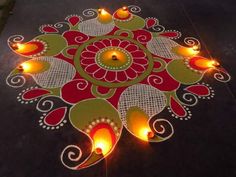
[147, 75, 164, 86]
[152, 25, 165, 33]
[76, 79, 89, 90]
[54, 22, 69, 29]
[6, 74, 26, 88]
[36, 96, 54, 112]
[8, 35, 24, 43]
[74, 35, 89, 43]
[82, 8, 98, 18]
[136, 34, 148, 44]
[181, 93, 198, 106]
[184, 37, 200, 47]
[128, 5, 141, 13]
[152, 119, 174, 140]
[214, 72, 231, 83]
[60, 145, 83, 170]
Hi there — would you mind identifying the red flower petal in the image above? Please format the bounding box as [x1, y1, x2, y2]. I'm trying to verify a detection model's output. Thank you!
[170, 96, 187, 117]
[125, 44, 139, 52]
[131, 50, 146, 58]
[81, 51, 96, 59]
[125, 68, 137, 79]
[93, 41, 106, 49]
[130, 63, 146, 73]
[93, 68, 106, 79]
[185, 85, 210, 96]
[86, 45, 99, 53]
[40, 25, 58, 33]
[133, 58, 148, 65]
[119, 40, 130, 48]
[81, 58, 95, 65]
[101, 39, 111, 47]
[160, 31, 180, 39]
[22, 89, 50, 100]
[105, 71, 116, 82]
[85, 63, 99, 74]
[146, 18, 157, 29]
[111, 39, 120, 47]
[67, 15, 81, 26]
[117, 71, 128, 82]
[44, 107, 67, 126]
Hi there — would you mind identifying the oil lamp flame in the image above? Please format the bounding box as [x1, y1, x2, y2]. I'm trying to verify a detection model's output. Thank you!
[122, 6, 128, 11]
[98, 9, 108, 16]
[192, 45, 199, 51]
[17, 62, 31, 73]
[139, 127, 154, 141]
[208, 60, 220, 68]
[94, 139, 111, 155]
[112, 52, 118, 61]
[11, 43, 25, 51]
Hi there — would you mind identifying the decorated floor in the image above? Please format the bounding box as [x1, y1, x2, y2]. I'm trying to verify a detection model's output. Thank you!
[0, 1, 236, 177]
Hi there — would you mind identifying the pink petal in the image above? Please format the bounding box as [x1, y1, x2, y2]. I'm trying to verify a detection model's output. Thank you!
[44, 107, 67, 126]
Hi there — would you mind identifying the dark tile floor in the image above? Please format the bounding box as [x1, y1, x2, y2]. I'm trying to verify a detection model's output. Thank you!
[0, 1, 235, 177]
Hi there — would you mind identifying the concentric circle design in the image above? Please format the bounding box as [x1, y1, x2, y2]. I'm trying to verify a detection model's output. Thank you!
[96, 47, 132, 71]
[75, 35, 154, 88]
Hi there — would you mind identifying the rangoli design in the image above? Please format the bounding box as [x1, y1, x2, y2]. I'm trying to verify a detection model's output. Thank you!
[6, 6, 231, 170]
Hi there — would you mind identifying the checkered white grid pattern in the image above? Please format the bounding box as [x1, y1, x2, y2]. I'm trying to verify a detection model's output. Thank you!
[147, 37, 183, 59]
[118, 84, 167, 126]
[32, 57, 76, 88]
[79, 18, 115, 36]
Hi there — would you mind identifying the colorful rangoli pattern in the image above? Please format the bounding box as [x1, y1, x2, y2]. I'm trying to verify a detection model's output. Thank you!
[6, 5, 231, 170]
